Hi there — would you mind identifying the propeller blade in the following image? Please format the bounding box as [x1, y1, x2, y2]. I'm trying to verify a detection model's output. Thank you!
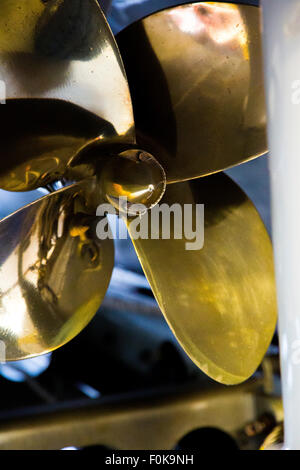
[0, 182, 114, 360]
[117, 2, 266, 183]
[0, 0, 134, 191]
[126, 173, 277, 384]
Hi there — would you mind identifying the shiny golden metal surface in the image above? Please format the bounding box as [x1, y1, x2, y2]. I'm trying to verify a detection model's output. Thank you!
[0, 182, 114, 360]
[0, 0, 135, 191]
[127, 173, 277, 385]
[0, 0, 274, 384]
[117, 2, 266, 183]
[0, 379, 277, 450]
[100, 149, 166, 215]
[260, 424, 284, 450]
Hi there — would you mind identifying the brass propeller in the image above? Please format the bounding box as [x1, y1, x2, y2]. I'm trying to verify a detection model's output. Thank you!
[0, 181, 114, 360]
[126, 173, 276, 385]
[116, 2, 266, 183]
[0, 1, 276, 386]
[261, 424, 284, 450]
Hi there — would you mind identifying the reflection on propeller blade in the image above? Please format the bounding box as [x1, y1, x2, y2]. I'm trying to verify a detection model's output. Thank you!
[261, 424, 284, 450]
[0, 183, 114, 360]
[127, 173, 276, 384]
[117, 2, 266, 183]
[0, 0, 134, 191]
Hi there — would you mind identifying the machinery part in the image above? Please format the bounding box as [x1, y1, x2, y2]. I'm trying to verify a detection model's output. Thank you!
[0, 0, 134, 191]
[0, 183, 114, 360]
[117, 2, 266, 183]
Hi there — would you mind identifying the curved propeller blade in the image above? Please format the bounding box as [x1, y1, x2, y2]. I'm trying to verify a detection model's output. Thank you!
[126, 173, 277, 384]
[117, 2, 266, 183]
[0, 183, 114, 361]
[0, 0, 134, 191]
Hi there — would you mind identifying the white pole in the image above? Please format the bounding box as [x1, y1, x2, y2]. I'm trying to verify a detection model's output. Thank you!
[261, 0, 300, 450]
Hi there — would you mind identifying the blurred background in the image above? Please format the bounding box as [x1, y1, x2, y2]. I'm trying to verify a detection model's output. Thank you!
[0, 0, 281, 451]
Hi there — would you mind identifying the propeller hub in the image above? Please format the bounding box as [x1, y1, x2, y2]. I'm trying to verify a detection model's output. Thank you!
[99, 149, 166, 216]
